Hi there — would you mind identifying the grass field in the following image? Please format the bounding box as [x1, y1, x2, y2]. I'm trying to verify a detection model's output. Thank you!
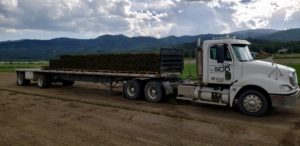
[273, 54, 300, 59]
[181, 63, 197, 80]
[288, 64, 300, 80]
[0, 61, 48, 72]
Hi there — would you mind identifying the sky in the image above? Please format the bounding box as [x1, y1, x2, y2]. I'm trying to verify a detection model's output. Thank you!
[0, 0, 299, 41]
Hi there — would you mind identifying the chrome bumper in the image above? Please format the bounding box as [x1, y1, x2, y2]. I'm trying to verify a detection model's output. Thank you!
[270, 88, 300, 107]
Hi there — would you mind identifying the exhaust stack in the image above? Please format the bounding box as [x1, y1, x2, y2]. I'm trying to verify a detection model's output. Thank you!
[196, 38, 203, 83]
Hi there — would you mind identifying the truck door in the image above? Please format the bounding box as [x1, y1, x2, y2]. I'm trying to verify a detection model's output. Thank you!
[208, 44, 234, 84]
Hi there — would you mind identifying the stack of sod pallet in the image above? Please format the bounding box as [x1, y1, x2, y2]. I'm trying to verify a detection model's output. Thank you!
[47, 53, 161, 73]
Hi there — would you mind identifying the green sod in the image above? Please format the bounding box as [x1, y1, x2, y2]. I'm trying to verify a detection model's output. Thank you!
[48, 54, 161, 72]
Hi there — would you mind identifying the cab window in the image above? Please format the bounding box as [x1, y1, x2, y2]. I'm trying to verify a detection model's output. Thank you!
[210, 46, 217, 60]
[210, 45, 232, 61]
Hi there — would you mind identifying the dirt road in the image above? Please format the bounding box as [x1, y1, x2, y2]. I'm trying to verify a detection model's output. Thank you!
[0, 72, 299, 146]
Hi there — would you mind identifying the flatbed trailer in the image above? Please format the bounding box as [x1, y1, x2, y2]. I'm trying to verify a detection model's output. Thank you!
[16, 38, 299, 117]
[15, 68, 180, 92]
[16, 49, 184, 102]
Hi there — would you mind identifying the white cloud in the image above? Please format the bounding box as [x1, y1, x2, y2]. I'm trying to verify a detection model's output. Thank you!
[0, 0, 299, 41]
[218, 0, 300, 29]
[0, 0, 18, 9]
[4, 28, 18, 33]
[0, 0, 177, 38]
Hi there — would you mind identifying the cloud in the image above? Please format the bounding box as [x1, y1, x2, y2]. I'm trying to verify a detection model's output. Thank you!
[0, 0, 299, 41]
[168, 2, 229, 35]
[269, 8, 300, 30]
[0, 0, 177, 38]
[222, 0, 300, 29]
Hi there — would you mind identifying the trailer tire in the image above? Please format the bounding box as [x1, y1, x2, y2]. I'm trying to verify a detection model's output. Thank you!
[123, 80, 143, 100]
[144, 81, 164, 103]
[62, 80, 75, 87]
[37, 74, 51, 88]
[238, 90, 269, 117]
[17, 72, 30, 86]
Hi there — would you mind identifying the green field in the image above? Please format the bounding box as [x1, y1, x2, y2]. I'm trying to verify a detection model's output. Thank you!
[289, 64, 300, 80]
[181, 63, 197, 80]
[0, 61, 48, 72]
[273, 54, 300, 59]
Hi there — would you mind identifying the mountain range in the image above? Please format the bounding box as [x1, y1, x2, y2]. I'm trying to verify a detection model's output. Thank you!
[0, 28, 300, 61]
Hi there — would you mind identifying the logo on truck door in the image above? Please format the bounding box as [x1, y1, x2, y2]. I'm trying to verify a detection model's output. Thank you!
[209, 44, 232, 83]
[214, 66, 231, 80]
[214, 66, 230, 72]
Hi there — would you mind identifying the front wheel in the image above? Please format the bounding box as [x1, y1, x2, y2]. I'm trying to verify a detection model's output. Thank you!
[144, 81, 164, 103]
[238, 90, 269, 117]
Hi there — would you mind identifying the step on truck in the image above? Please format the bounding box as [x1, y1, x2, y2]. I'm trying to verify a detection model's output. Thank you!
[16, 37, 300, 116]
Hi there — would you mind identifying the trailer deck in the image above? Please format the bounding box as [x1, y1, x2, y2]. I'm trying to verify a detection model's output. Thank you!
[15, 68, 177, 94]
[15, 68, 178, 78]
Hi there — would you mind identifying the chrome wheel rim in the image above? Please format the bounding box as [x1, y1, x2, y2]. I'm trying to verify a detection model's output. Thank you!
[147, 86, 158, 100]
[37, 78, 43, 87]
[126, 85, 136, 97]
[243, 94, 262, 113]
[17, 75, 23, 84]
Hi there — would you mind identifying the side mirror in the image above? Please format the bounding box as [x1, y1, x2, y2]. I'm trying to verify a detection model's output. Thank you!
[216, 44, 225, 63]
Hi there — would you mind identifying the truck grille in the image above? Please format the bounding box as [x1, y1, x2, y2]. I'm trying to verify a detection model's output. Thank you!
[289, 72, 297, 87]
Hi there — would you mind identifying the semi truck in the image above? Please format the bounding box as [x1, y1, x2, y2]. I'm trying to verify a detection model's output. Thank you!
[16, 38, 300, 116]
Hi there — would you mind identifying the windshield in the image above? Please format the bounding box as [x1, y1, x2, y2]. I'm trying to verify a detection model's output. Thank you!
[231, 44, 253, 62]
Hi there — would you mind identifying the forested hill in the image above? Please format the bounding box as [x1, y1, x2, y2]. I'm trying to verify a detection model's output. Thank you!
[0, 28, 299, 61]
[258, 28, 300, 41]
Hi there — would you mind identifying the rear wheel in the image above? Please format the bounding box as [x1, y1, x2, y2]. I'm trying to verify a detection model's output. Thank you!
[144, 81, 164, 103]
[238, 90, 269, 117]
[62, 80, 75, 87]
[123, 80, 143, 100]
[37, 74, 51, 88]
[17, 72, 30, 86]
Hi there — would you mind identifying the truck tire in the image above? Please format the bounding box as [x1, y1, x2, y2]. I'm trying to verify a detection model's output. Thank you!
[238, 90, 269, 117]
[62, 80, 75, 87]
[37, 74, 51, 88]
[123, 80, 143, 100]
[17, 72, 30, 86]
[144, 81, 164, 103]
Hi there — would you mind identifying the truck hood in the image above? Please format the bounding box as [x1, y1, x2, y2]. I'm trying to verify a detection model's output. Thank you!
[242, 60, 295, 84]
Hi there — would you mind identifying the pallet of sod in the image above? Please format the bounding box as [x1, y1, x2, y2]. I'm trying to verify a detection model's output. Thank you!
[48, 54, 161, 73]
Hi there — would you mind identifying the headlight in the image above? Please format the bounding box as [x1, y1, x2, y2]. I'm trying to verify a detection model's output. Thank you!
[279, 85, 293, 92]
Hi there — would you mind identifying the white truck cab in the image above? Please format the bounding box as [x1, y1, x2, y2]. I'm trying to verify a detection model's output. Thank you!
[177, 38, 300, 116]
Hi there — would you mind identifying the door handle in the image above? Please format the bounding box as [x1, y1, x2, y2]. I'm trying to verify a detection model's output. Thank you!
[223, 62, 230, 67]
